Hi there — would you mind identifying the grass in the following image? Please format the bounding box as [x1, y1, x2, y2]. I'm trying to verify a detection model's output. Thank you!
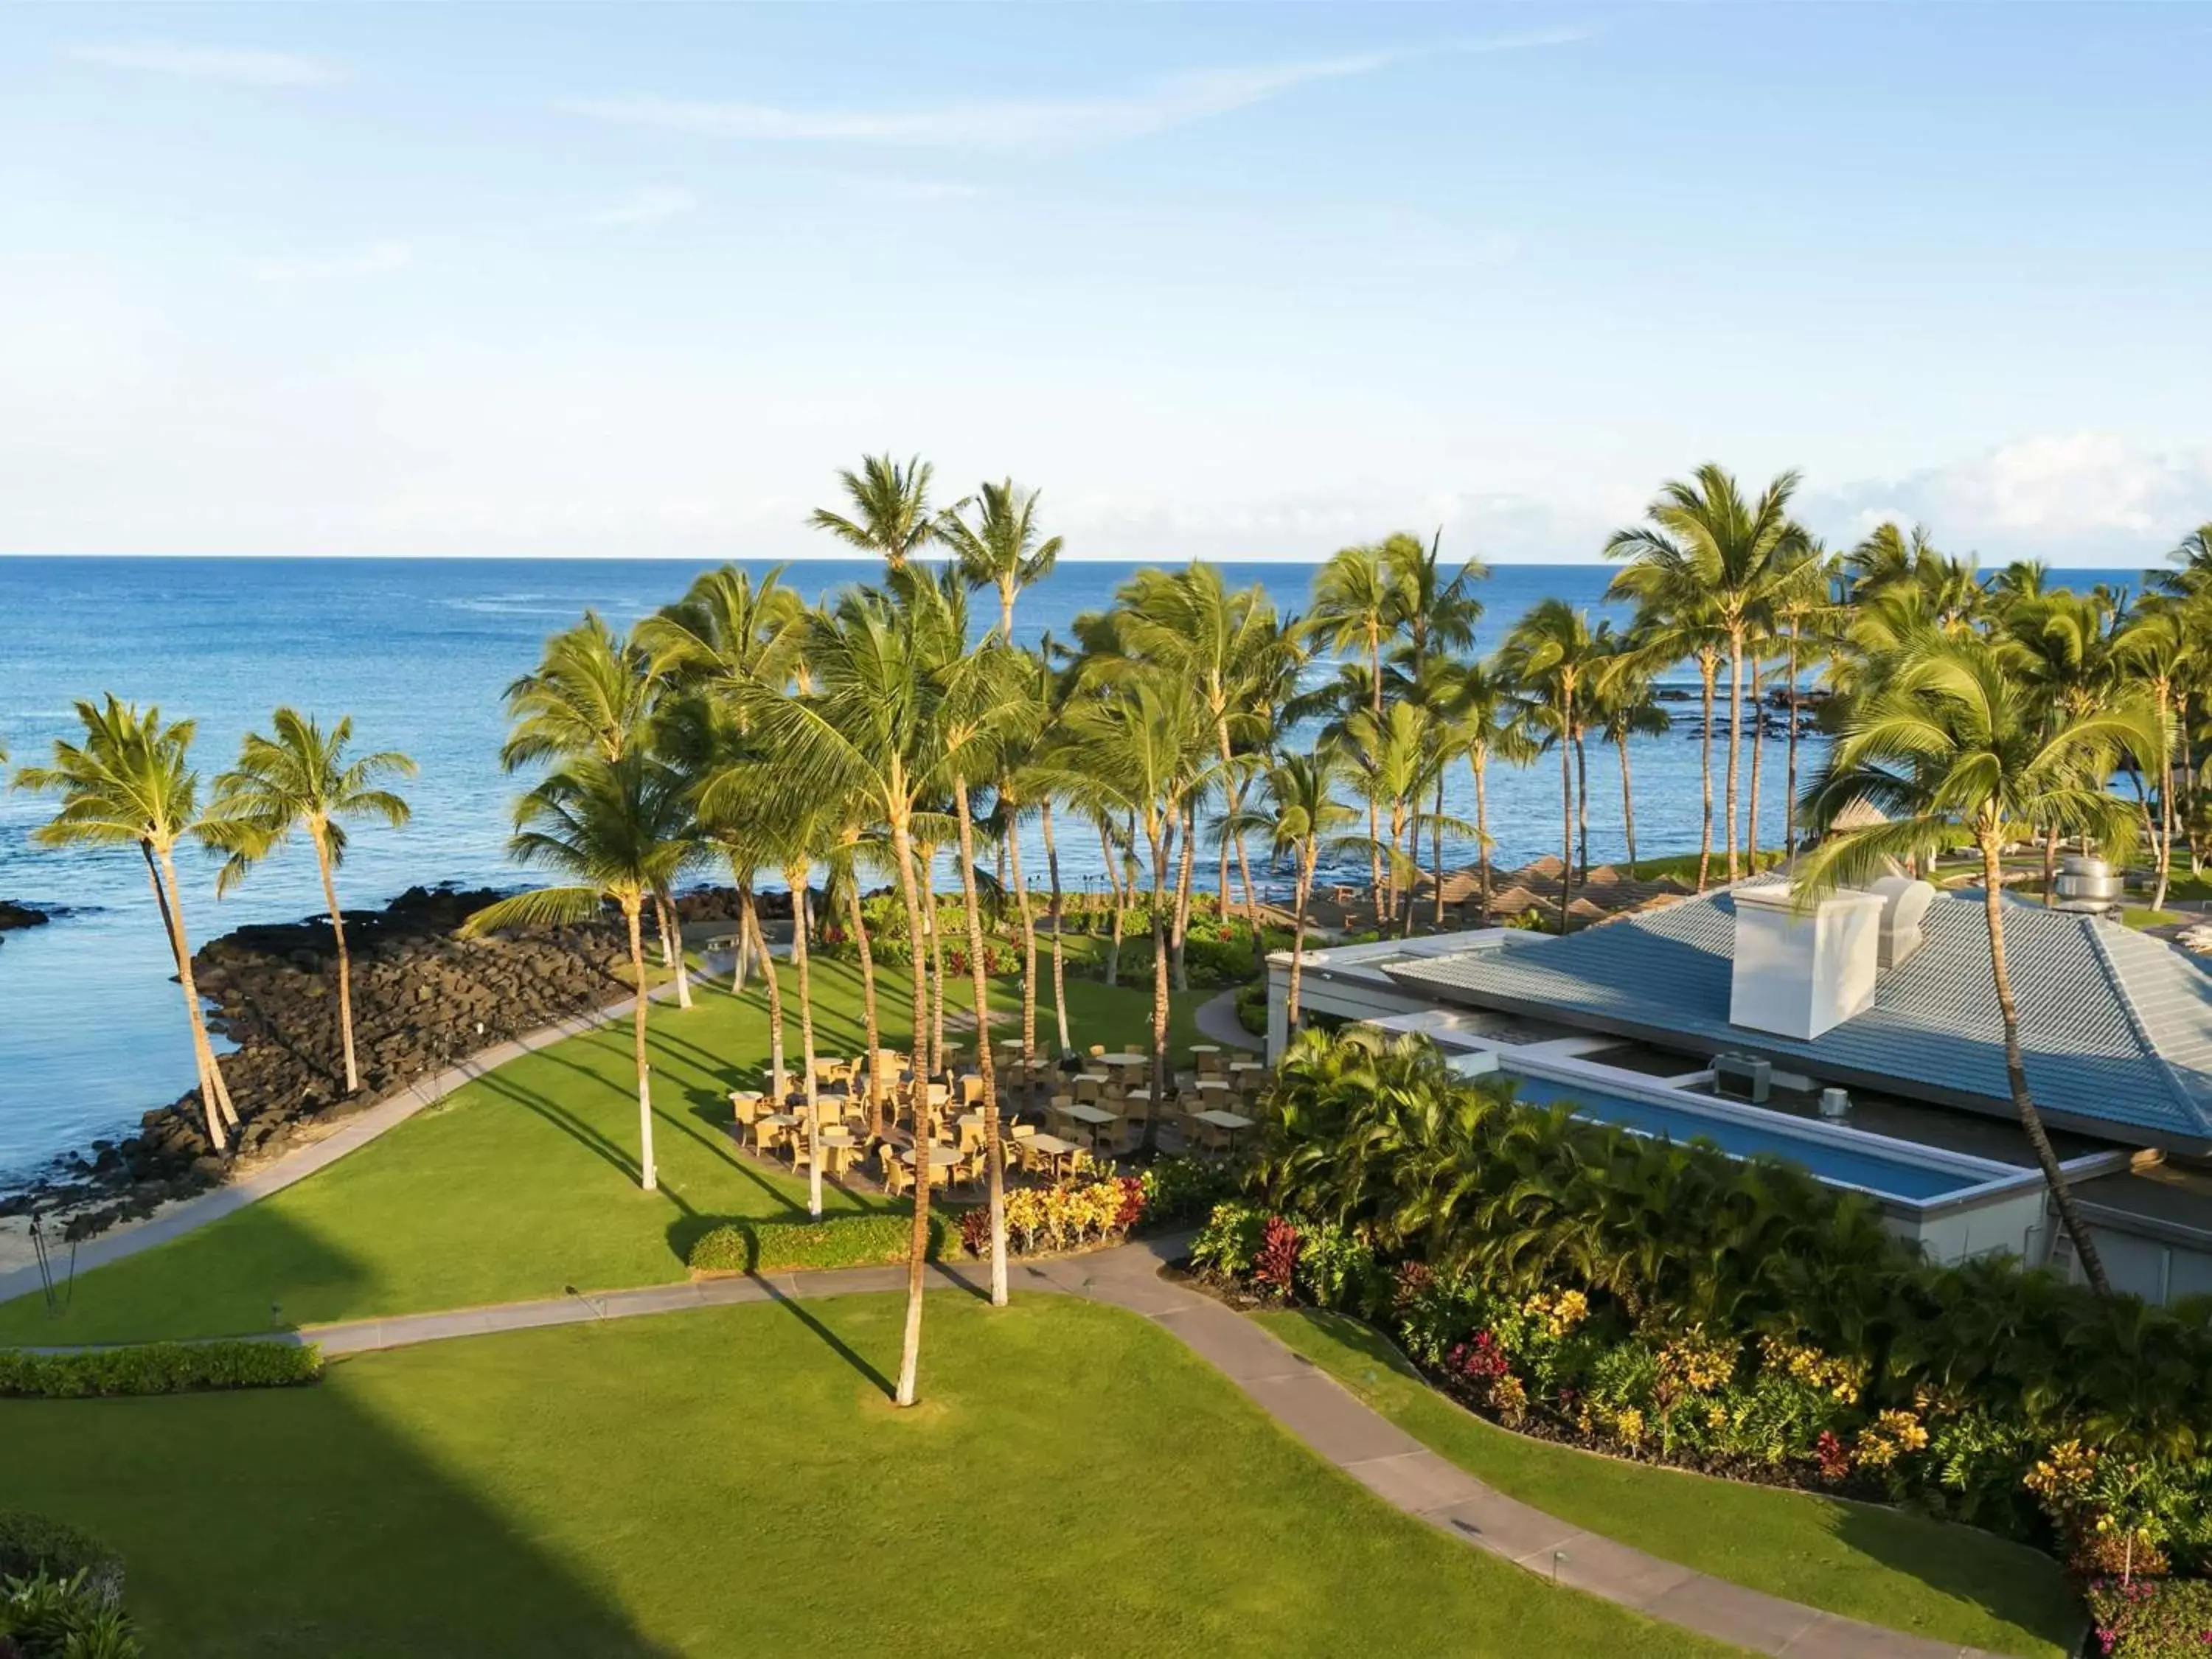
[0, 955, 1213, 1344]
[2, 1294, 1744, 1658]
[1256, 1309, 2081, 1659]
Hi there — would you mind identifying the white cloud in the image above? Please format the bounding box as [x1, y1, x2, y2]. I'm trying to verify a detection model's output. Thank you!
[61, 38, 339, 88]
[244, 241, 414, 284]
[562, 29, 1595, 152]
[585, 186, 700, 227]
[835, 175, 984, 204]
[1812, 434, 2212, 560]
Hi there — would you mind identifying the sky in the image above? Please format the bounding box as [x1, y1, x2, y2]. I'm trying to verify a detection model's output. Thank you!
[2, 2, 2208, 566]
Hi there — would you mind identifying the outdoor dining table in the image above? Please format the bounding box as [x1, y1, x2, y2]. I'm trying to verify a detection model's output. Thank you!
[897, 1145, 961, 1170]
[1022, 1132, 1080, 1177]
[1192, 1108, 1254, 1150]
[1097, 1052, 1148, 1070]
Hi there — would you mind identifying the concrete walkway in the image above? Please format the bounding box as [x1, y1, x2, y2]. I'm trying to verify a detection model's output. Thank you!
[272, 1234, 2003, 1659]
[1192, 988, 1256, 1049]
[0, 979, 685, 1308]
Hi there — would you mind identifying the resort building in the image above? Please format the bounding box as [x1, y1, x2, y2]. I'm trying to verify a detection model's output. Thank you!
[1268, 878, 2212, 1304]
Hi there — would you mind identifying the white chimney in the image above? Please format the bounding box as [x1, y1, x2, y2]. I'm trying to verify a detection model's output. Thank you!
[1729, 883, 1884, 1040]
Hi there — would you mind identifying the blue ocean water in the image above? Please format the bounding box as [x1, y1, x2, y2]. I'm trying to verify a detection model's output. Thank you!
[0, 553, 1858, 1176]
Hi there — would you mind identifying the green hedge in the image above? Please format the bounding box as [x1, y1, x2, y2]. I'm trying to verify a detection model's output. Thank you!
[0, 1340, 322, 1399]
[0, 1513, 123, 1608]
[688, 1211, 952, 1274]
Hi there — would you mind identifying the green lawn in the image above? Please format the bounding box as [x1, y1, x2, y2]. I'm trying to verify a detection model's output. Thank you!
[3, 1294, 1742, 1658]
[0, 956, 1213, 1344]
[1258, 1310, 2080, 1659]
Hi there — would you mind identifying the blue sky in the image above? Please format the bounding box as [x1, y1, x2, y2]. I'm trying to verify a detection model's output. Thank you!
[2, 3, 2207, 564]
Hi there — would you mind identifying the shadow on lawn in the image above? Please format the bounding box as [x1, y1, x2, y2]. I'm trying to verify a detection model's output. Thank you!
[9, 1224, 687, 1656]
[1826, 1506, 2080, 1655]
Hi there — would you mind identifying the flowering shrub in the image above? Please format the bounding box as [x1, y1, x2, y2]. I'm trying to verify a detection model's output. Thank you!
[1294, 1219, 1382, 1315]
[1757, 1335, 1865, 1405]
[2084, 1576, 2212, 1658]
[1137, 1155, 1242, 1225]
[994, 1178, 1140, 1256]
[1191, 1202, 1268, 1278]
[1814, 1431, 1852, 1483]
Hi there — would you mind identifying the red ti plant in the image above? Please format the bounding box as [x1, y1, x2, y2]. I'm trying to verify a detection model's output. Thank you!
[1254, 1215, 1300, 1296]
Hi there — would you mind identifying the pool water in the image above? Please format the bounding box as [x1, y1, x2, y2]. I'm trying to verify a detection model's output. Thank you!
[1503, 1073, 1983, 1202]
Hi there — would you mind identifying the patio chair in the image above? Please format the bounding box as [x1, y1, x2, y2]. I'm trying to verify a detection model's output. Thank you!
[879, 1147, 911, 1198]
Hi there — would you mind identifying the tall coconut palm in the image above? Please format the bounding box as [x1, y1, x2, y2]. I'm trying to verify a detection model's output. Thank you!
[464, 754, 697, 1192]
[1590, 632, 1671, 877]
[2116, 606, 2197, 911]
[502, 614, 690, 1007]
[1608, 466, 1809, 881]
[1798, 634, 2165, 1297]
[1770, 543, 1838, 857]
[1245, 751, 1359, 1026]
[210, 710, 416, 1096]
[937, 478, 1063, 641]
[1502, 599, 1600, 930]
[933, 630, 1035, 1307]
[16, 697, 240, 1151]
[1093, 564, 1299, 945]
[1050, 672, 1211, 1120]
[810, 453, 942, 573]
[719, 571, 959, 1407]
[1440, 655, 1537, 924]
[1307, 543, 1406, 908]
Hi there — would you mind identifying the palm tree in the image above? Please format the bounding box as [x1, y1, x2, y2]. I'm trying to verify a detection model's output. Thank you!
[1307, 543, 1406, 908]
[1093, 564, 1299, 946]
[2116, 606, 2196, 911]
[720, 571, 959, 1407]
[16, 698, 240, 1151]
[1770, 543, 1837, 857]
[1439, 655, 1536, 923]
[1248, 751, 1358, 1026]
[1590, 631, 1671, 877]
[1385, 529, 1484, 926]
[810, 453, 942, 572]
[1502, 599, 1599, 930]
[933, 629, 1035, 1307]
[1050, 672, 1211, 1120]
[463, 754, 697, 1192]
[1608, 465, 1809, 880]
[503, 615, 691, 1007]
[759, 795, 838, 1217]
[1798, 633, 2165, 1297]
[210, 710, 416, 1096]
[937, 478, 1063, 641]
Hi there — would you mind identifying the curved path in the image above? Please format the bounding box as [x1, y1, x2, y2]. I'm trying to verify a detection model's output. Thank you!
[251, 1235, 2000, 1659]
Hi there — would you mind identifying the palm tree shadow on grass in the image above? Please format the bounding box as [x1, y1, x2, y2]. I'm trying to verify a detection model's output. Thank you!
[759, 1278, 894, 1397]
[473, 1068, 641, 1186]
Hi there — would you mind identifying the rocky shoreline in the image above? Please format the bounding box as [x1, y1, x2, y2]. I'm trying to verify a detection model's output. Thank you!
[0, 900, 50, 938]
[1, 883, 637, 1240]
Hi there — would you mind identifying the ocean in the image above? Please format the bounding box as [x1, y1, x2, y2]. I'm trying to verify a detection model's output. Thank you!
[0, 551, 2031, 1180]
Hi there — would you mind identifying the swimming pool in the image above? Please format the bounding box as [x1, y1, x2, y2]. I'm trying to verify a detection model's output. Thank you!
[1499, 1071, 1997, 1203]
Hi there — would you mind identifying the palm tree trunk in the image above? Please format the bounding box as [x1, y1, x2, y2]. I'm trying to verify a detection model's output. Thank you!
[730, 874, 754, 994]
[951, 776, 1009, 1307]
[1725, 629, 1745, 880]
[1618, 731, 1638, 877]
[623, 898, 657, 1192]
[844, 878, 884, 1137]
[790, 872, 821, 1218]
[655, 891, 692, 1010]
[887, 812, 934, 1410]
[1098, 818, 1124, 987]
[146, 848, 227, 1150]
[2155, 692, 2176, 912]
[2042, 824, 2061, 905]
[999, 583, 1017, 644]
[1557, 695, 1574, 933]
[1008, 812, 1037, 1065]
[154, 844, 236, 1129]
[1289, 846, 1315, 1026]
[310, 831, 361, 1096]
[1431, 771, 1447, 928]
[1784, 627, 1801, 857]
[925, 886, 947, 1079]
[754, 900, 787, 1103]
[1979, 834, 2110, 1295]
[1573, 727, 1590, 882]
[1042, 800, 1071, 1053]
[1472, 749, 1492, 925]
[1697, 654, 1717, 892]
[1145, 820, 1172, 1152]
[1169, 801, 1197, 993]
[1747, 652, 1765, 866]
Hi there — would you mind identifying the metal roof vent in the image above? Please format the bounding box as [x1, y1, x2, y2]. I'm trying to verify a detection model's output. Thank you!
[1867, 876, 1938, 970]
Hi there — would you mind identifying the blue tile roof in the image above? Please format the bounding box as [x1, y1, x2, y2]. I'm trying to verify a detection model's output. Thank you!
[1383, 889, 2212, 1149]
